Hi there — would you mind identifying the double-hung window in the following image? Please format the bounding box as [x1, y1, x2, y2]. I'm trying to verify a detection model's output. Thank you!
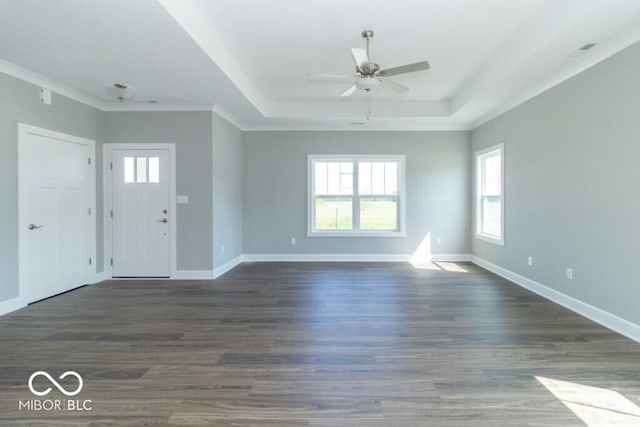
[308, 155, 405, 236]
[475, 144, 504, 245]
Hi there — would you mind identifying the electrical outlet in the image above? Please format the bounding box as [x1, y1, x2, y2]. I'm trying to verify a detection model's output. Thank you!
[221, 245, 225, 255]
[566, 268, 573, 280]
[290, 237, 296, 245]
[527, 256, 533, 266]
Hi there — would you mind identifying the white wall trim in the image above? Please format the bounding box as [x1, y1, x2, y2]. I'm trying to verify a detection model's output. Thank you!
[428, 254, 473, 262]
[244, 253, 408, 262]
[91, 271, 108, 284]
[242, 253, 472, 263]
[471, 256, 640, 344]
[0, 296, 27, 316]
[174, 270, 215, 280]
[213, 255, 244, 279]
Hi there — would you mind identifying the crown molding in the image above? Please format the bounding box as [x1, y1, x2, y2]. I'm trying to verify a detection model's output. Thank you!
[212, 104, 248, 130]
[244, 125, 472, 132]
[0, 58, 215, 114]
[104, 103, 214, 112]
[0, 59, 107, 110]
[243, 120, 471, 132]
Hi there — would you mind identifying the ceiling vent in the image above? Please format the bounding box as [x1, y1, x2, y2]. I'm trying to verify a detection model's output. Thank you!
[568, 43, 596, 58]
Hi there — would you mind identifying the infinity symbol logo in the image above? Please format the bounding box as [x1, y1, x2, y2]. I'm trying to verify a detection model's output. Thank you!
[28, 371, 83, 397]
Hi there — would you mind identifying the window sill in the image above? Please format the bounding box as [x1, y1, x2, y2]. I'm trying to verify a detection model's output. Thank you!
[475, 233, 504, 246]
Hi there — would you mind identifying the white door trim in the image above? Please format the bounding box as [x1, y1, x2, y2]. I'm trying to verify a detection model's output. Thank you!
[103, 143, 177, 278]
[18, 123, 97, 299]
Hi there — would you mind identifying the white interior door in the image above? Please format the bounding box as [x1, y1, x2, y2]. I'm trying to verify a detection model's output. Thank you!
[112, 149, 170, 277]
[19, 125, 92, 303]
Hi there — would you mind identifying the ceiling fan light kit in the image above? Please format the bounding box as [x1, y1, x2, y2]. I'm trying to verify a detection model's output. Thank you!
[356, 76, 380, 91]
[105, 82, 135, 102]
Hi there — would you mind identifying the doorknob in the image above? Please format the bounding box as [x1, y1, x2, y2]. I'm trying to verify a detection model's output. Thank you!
[157, 218, 168, 223]
[28, 224, 44, 230]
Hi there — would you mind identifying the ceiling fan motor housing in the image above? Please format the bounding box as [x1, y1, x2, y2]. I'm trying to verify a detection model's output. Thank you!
[359, 62, 380, 76]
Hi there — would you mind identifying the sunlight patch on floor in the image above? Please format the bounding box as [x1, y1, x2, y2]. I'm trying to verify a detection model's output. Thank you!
[409, 233, 468, 272]
[409, 260, 441, 270]
[536, 376, 640, 426]
[409, 232, 433, 269]
[434, 262, 468, 273]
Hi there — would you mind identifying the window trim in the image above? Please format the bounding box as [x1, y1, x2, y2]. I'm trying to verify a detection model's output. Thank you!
[475, 143, 505, 246]
[307, 154, 406, 237]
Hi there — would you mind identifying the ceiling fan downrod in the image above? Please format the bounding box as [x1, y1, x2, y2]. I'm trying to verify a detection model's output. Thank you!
[362, 30, 374, 59]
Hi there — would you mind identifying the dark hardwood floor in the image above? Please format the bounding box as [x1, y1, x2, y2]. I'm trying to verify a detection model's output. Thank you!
[1, 262, 639, 426]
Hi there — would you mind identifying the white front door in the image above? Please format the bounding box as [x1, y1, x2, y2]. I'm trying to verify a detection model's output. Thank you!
[112, 149, 171, 277]
[18, 124, 93, 303]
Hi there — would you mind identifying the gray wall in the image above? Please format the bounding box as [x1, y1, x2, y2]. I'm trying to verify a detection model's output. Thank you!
[106, 111, 213, 271]
[0, 72, 105, 303]
[243, 131, 471, 255]
[212, 113, 243, 268]
[472, 42, 640, 324]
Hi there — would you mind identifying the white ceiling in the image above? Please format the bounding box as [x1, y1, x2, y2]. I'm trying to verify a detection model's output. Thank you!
[1, 0, 640, 130]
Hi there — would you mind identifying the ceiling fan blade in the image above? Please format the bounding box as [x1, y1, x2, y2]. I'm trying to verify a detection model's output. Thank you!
[307, 73, 354, 82]
[378, 61, 430, 77]
[380, 78, 409, 94]
[351, 48, 369, 71]
[340, 84, 358, 97]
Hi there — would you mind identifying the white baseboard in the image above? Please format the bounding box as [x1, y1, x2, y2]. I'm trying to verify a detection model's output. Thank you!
[242, 253, 472, 263]
[0, 296, 26, 316]
[100, 271, 216, 280]
[471, 256, 640, 343]
[174, 270, 214, 280]
[429, 254, 473, 262]
[243, 253, 407, 262]
[213, 255, 243, 279]
[86, 254, 473, 282]
[91, 271, 108, 284]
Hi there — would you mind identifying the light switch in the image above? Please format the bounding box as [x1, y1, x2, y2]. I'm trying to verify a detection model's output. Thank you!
[177, 195, 189, 204]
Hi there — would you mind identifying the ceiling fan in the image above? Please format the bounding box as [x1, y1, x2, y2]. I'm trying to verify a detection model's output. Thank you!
[309, 30, 430, 97]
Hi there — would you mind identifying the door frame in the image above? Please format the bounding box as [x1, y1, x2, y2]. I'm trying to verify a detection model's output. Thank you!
[103, 143, 177, 279]
[18, 123, 97, 302]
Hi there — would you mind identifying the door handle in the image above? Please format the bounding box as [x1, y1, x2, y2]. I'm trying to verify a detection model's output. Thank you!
[28, 224, 44, 230]
[157, 218, 168, 223]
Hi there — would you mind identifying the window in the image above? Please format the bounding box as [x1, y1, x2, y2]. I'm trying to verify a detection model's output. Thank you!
[124, 156, 160, 184]
[308, 155, 405, 236]
[475, 144, 504, 245]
